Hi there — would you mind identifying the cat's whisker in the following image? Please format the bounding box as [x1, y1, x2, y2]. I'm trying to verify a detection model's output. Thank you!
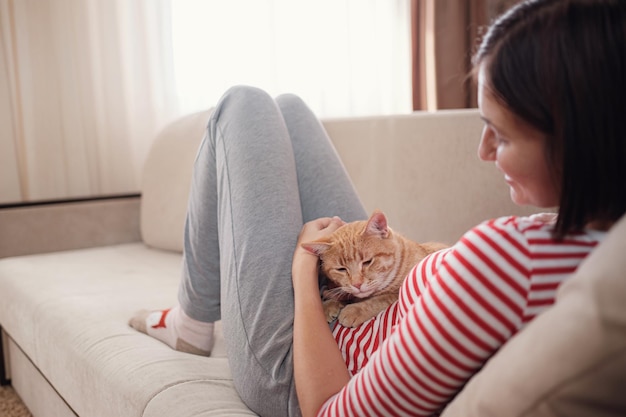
[323, 287, 353, 301]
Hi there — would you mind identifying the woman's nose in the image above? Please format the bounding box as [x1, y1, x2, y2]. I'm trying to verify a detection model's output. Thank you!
[477, 126, 496, 161]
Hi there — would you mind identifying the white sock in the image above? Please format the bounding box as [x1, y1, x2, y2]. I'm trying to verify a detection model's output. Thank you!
[129, 306, 214, 356]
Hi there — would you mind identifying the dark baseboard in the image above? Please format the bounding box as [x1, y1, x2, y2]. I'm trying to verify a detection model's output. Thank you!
[0, 193, 140, 210]
[0, 327, 11, 386]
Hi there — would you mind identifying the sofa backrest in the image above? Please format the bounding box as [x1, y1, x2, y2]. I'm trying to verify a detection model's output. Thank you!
[140, 110, 212, 252]
[141, 108, 541, 252]
[324, 109, 540, 245]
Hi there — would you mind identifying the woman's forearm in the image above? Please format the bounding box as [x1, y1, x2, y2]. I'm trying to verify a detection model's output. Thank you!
[292, 251, 351, 417]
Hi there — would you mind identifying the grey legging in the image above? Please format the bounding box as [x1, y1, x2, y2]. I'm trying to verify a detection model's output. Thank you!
[177, 86, 366, 416]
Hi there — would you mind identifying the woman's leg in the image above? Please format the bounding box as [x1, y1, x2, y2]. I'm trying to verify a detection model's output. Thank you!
[175, 92, 366, 329]
[208, 86, 304, 417]
[275, 93, 367, 224]
[214, 87, 365, 416]
[133, 85, 365, 416]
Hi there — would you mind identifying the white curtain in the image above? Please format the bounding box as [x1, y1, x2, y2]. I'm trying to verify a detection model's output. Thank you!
[0, 0, 176, 204]
[171, 0, 412, 118]
[0, 0, 411, 204]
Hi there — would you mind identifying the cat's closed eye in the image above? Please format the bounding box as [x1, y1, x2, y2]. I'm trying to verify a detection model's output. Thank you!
[362, 259, 373, 267]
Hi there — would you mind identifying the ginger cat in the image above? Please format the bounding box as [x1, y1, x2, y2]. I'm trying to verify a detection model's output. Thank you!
[301, 210, 447, 327]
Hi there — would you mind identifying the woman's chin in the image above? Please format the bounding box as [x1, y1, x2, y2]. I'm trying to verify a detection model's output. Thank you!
[510, 188, 558, 209]
[509, 189, 530, 207]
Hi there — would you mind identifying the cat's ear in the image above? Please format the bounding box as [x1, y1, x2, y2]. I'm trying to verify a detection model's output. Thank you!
[365, 210, 389, 238]
[301, 241, 332, 256]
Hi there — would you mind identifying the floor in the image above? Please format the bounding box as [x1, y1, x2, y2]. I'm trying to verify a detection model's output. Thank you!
[0, 384, 32, 417]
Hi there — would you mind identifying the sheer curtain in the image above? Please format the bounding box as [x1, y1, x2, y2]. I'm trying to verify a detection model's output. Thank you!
[0, 0, 411, 204]
[0, 0, 176, 204]
[171, 0, 412, 118]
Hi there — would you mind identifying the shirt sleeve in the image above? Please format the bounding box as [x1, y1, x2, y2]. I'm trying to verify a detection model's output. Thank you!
[317, 217, 532, 416]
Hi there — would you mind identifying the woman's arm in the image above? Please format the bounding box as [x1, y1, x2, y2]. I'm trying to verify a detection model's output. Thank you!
[292, 217, 351, 417]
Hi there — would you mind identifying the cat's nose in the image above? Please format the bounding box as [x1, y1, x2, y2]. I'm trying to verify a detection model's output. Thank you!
[353, 282, 363, 289]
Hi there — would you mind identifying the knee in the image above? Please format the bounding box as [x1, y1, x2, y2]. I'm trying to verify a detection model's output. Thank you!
[208, 85, 277, 134]
[217, 85, 274, 113]
[275, 93, 307, 113]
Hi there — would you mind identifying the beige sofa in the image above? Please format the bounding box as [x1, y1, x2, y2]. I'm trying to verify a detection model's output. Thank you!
[0, 108, 623, 416]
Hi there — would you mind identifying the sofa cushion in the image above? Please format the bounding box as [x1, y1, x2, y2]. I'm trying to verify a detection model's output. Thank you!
[442, 214, 626, 417]
[141, 110, 212, 253]
[0, 243, 248, 417]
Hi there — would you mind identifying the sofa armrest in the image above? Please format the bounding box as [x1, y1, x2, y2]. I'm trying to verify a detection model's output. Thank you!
[0, 196, 141, 258]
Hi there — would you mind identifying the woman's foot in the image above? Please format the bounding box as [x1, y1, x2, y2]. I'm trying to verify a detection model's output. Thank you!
[129, 306, 214, 356]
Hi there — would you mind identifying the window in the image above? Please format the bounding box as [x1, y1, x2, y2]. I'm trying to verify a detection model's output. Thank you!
[170, 0, 412, 118]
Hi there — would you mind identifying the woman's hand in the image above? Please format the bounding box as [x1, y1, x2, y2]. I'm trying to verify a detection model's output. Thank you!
[292, 216, 345, 285]
[295, 216, 345, 252]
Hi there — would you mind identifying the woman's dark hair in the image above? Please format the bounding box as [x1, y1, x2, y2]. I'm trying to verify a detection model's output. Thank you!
[473, 0, 626, 238]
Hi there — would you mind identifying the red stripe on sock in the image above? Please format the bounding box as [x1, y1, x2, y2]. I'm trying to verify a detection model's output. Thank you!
[151, 308, 171, 329]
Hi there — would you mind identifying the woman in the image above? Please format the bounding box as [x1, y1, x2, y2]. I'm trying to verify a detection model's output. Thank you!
[130, 0, 626, 415]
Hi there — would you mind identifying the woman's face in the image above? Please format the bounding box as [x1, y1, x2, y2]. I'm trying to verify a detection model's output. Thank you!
[477, 65, 560, 208]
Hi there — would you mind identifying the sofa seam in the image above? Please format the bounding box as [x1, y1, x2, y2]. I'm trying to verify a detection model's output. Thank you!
[141, 377, 237, 417]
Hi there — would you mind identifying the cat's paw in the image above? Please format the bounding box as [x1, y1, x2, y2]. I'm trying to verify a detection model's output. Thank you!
[337, 304, 372, 328]
[323, 299, 344, 323]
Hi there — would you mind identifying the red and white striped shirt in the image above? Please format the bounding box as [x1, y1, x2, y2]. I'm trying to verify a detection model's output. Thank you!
[319, 215, 605, 416]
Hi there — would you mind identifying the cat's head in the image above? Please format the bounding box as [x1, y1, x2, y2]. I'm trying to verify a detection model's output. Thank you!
[301, 210, 400, 299]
